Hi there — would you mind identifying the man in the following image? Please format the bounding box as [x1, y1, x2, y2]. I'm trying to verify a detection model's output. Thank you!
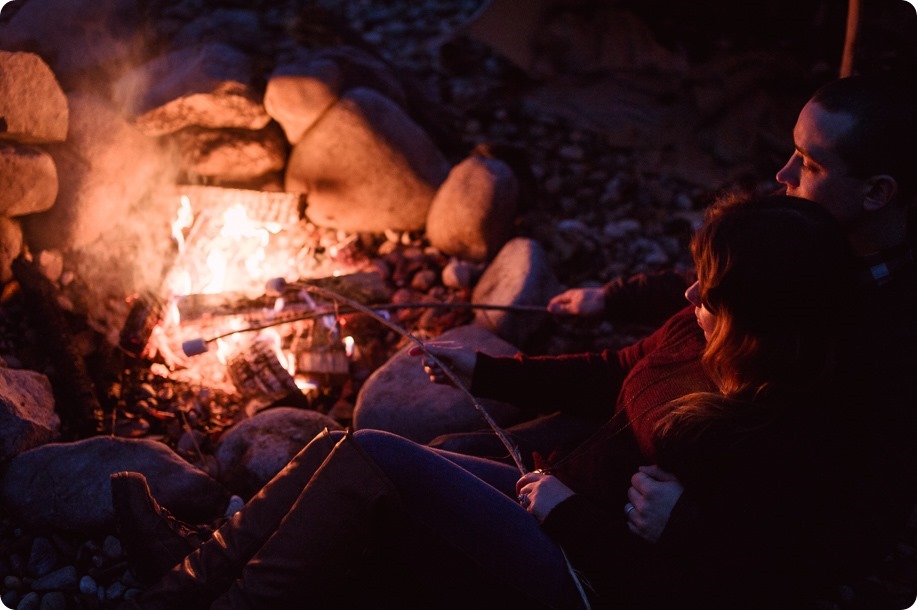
[628, 75, 917, 605]
[549, 75, 916, 320]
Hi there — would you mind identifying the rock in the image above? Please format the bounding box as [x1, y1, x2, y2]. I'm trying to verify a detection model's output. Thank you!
[23, 92, 172, 250]
[265, 45, 407, 145]
[0, 366, 59, 464]
[170, 123, 288, 182]
[0, 437, 230, 534]
[171, 9, 266, 56]
[37, 590, 66, 610]
[426, 154, 519, 262]
[0, 0, 155, 85]
[471, 237, 560, 348]
[15, 591, 38, 610]
[214, 407, 343, 499]
[285, 87, 449, 232]
[353, 324, 524, 444]
[0, 216, 23, 284]
[26, 537, 59, 578]
[0, 51, 67, 143]
[113, 43, 271, 137]
[30, 566, 77, 592]
[0, 143, 58, 217]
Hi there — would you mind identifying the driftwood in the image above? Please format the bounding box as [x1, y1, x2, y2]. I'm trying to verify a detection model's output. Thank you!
[11, 255, 103, 439]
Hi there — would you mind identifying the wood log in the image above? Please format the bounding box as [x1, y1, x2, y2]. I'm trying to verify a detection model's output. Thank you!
[11, 254, 103, 439]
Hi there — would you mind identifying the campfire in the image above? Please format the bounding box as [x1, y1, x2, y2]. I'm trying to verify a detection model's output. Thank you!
[118, 185, 373, 419]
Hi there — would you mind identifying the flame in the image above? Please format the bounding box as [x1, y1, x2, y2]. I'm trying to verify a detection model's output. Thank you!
[151, 189, 370, 395]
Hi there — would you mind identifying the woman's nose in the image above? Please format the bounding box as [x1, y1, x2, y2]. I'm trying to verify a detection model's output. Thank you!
[685, 281, 701, 307]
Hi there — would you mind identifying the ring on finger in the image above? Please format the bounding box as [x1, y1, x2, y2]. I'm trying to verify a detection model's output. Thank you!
[625, 503, 636, 516]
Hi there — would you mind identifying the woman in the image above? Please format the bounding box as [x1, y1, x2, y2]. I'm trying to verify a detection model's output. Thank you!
[115, 194, 858, 609]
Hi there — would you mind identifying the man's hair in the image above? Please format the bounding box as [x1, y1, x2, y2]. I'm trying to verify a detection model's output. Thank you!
[810, 75, 917, 203]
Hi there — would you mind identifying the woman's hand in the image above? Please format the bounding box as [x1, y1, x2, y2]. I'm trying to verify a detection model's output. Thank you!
[624, 465, 684, 543]
[516, 471, 575, 522]
[408, 341, 477, 387]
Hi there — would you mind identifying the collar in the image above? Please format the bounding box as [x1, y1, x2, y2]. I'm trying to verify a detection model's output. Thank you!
[856, 244, 916, 287]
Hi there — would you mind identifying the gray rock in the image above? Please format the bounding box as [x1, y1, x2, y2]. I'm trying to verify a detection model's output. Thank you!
[30, 566, 77, 592]
[0, 437, 230, 534]
[113, 43, 270, 137]
[471, 237, 560, 348]
[15, 591, 38, 610]
[214, 407, 343, 499]
[0, 51, 67, 144]
[37, 591, 67, 610]
[0, 143, 58, 217]
[353, 324, 524, 444]
[26, 537, 59, 578]
[426, 155, 518, 262]
[0, 0, 154, 84]
[286, 87, 449, 232]
[0, 366, 59, 464]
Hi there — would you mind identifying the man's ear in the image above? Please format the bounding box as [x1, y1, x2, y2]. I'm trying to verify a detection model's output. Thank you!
[863, 175, 898, 211]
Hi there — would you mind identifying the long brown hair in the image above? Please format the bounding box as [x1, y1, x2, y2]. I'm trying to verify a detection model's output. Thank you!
[655, 194, 855, 444]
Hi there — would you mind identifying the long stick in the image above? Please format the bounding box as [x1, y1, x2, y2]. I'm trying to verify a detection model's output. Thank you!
[198, 300, 547, 343]
[289, 281, 530, 474]
[283, 279, 591, 609]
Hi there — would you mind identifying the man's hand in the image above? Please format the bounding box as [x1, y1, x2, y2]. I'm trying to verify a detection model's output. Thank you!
[547, 287, 606, 317]
[408, 341, 477, 387]
[624, 465, 684, 543]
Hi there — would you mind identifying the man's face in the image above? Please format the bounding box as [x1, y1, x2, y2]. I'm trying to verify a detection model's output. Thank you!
[775, 100, 869, 227]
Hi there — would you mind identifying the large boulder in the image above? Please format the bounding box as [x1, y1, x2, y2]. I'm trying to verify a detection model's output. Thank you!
[353, 324, 524, 444]
[265, 45, 407, 145]
[285, 87, 449, 232]
[0, 437, 231, 534]
[426, 154, 519, 262]
[0, 51, 68, 143]
[214, 407, 343, 499]
[113, 43, 271, 137]
[471, 237, 560, 348]
[0, 143, 58, 217]
[0, 0, 156, 86]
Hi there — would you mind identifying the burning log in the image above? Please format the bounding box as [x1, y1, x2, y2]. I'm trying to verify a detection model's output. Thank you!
[11, 254, 103, 439]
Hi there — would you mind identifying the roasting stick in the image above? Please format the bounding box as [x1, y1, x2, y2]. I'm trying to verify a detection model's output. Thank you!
[277, 278, 593, 610]
[280, 278, 530, 474]
[182, 300, 548, 354]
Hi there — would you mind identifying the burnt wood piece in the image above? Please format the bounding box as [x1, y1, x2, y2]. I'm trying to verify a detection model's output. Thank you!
[11, 255, 103, 439]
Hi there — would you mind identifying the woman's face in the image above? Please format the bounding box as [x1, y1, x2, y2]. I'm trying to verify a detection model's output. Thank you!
[685, 281, 716, 340]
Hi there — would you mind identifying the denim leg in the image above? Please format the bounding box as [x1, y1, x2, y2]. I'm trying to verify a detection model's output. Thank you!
[352, 429, 583, 608]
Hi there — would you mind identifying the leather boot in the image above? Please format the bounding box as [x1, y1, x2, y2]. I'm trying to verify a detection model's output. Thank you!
[132, 428, 339, 610]
[111, 471, 215, 585]
[210, 432, 403, 609]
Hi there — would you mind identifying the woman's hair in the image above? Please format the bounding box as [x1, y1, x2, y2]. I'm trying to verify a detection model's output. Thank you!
[655, 193, 856, 444]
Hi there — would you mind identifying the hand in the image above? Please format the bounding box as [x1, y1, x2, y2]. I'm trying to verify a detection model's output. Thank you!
[547, 287, 606, 317]
[516, 471, 575, 522]
[625, 465, 684, 543]
[408, 341, 477, 387]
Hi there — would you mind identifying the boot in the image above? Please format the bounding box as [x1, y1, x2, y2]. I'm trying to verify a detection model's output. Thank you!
[111, 471, 216, 585]
[210, 432, 403, 609]
[132, 428, 339, 609]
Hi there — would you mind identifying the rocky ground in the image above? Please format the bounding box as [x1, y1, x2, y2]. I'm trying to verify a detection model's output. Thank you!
[0, 0, 916, 608]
